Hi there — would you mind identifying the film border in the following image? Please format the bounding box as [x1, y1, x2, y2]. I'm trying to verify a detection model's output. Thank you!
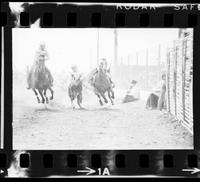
[0, 2, 200, 178]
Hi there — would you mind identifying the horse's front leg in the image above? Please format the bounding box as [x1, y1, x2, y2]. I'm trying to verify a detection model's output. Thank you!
[43, 89, 49, 104]
[95, 93, 103, 106]
[38, 89, 45, 104]
[94, 88, 103, 106]
[108, 90, 114, 105]
[33, 89, 40, 103]
[99, 91, 108, 104]
[110, 87, 115, 99]
[48, 87, 54, 100]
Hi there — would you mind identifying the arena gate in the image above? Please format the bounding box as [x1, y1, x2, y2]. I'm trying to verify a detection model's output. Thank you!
[166, 29, 193, 135]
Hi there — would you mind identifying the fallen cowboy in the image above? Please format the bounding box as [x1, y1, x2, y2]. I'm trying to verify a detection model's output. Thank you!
[122, 80, 140, 103]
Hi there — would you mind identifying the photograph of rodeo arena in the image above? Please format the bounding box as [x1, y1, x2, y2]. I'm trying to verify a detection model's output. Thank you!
[12, 28, 193, 149]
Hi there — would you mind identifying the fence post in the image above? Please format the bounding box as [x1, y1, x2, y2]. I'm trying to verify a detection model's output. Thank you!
[182, 39, 186, 122]
[127, 55, 131, 81]
[136, 51, 139, 66]
[114, 29, 118, 80]
[97, 28, 100, 66]
[166, 48, 170, 113]
[174, 41, 178, 117]
[158, 44, 161, 82]
[146, 48, 149, 89]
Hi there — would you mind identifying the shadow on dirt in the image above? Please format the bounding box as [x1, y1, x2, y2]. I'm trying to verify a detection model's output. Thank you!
[34, 107, 62, 113]
[91, 107, 121, 112]
[66, 107, 121, 112]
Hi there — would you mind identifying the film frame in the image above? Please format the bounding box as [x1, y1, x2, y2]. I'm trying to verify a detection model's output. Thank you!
[0, 1, 200, 178]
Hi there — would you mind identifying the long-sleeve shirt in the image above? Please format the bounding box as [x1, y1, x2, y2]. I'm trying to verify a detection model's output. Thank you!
[34, 49, 49, 66]
[68, 71, 83, 87]
[69, 71, 81, 81]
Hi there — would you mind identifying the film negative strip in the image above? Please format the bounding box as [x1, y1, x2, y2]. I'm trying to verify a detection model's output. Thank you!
[0, 1, 200, 178]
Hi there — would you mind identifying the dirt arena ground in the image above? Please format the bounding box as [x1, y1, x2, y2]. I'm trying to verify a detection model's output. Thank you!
[13, 82, 193, 150]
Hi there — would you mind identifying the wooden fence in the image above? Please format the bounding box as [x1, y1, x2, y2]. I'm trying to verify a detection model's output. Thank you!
[112, 44, 164, 90]
[166, 29, 193, 134]
[114, 64, 163, 90]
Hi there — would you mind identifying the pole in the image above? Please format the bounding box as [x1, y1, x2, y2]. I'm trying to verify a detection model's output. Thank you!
[136, 51, 139, 66]
[128, 55, 130, 81]
[128, 55, 130, 66]
[97, 28, 100, 66]
[158, 44, 161, 82]
[114, 29, 118, 80]
[114, 29, 118, 66]
[146, 48, 149, 89]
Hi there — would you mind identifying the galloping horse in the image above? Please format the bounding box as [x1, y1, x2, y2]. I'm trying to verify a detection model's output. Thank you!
[93, 68, 114, 106]
[28, 65, 54, 104]
[68, 76, 83, 109]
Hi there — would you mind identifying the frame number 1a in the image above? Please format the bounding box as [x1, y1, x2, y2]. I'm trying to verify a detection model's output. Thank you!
[97, 168, 110, 175]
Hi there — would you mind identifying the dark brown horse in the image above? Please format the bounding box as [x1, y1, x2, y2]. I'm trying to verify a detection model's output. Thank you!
[28, 66, 54, 104]
[93, 68, 114, 106]
[68, 76, 83, 109]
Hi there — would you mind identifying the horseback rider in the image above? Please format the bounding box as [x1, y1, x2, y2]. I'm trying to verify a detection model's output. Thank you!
[101, 58, 115, 99]
[27, 43, 53, 89]
[100, 58, 115, 88]
[35, 43, 49, 69]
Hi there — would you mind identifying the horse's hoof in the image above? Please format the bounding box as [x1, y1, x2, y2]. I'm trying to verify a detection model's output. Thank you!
[99, 101, 103, 106]
[50, 97, 53, 100]
[46, 100, 49, 104]
[104, 100, 108, 104]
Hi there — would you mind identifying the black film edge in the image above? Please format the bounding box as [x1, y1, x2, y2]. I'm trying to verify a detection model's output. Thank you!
[0, 2, 200, 178]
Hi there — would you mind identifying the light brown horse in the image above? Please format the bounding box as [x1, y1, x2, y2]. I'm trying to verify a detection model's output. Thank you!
[27, 65, 54, 104]
[92, 68, 114, 106]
